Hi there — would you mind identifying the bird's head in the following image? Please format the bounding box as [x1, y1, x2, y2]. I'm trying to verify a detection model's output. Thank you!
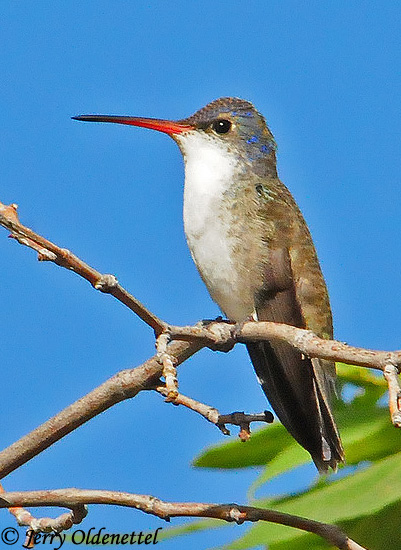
[73, 97, 277, 177]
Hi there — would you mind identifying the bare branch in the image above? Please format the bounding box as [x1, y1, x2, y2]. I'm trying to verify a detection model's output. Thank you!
[0, 489, 366, 549]
[0, 340, 202, 480]
[217, 410, 274, 441]
[155, 386, 273, 437]
[0, 314, 399, 479]
[0, 481, 86, 544]
[0, 201, 165, 334]
[168, 322, 401, 372]
[156, 333, 179, 400]
[0, 198, 396, 550]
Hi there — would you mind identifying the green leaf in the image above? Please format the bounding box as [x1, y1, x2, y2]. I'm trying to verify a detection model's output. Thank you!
[201, 387, 395, 495]
[225, 452, 401, 549]
[344, 414, 401, 464]
[183, 362, 400, 550]
[267, 500, 401, 550]
[336, 500, 401, 550]
[336, 363, 386, 388]
[195, 362, 387, 472]
[247, 444, 311, 499]
[269, 532, 334, 550]
[194, 423, 294, 469]
[247, 407, 397, 498]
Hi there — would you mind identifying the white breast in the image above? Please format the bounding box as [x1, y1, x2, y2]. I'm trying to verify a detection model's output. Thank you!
[175, 131, 251, 320]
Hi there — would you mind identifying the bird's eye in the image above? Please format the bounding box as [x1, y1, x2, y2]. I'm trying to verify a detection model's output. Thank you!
[211, 119, 232, 134]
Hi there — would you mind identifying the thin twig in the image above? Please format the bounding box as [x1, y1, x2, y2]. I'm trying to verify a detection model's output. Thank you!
[10, 503, 87, 534]
[0, 202, 165, 334]
[383, 364, 401, 427]
[155, 385, 222, 426]
[155, 386, 273, 437]
[218, 411, 274, 441]
[156, 333, 179, 400]
[0, 489, 366, 549]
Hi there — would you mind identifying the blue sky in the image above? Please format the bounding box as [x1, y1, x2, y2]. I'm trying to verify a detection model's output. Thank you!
[1, 2, 400, 548]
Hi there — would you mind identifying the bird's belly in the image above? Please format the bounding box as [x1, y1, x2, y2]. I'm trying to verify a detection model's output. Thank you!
[184, 207, 253, 321]
[180, 132, 254, 321]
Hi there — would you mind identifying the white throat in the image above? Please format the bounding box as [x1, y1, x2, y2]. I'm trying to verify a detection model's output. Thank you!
[175, 131, 251, 320]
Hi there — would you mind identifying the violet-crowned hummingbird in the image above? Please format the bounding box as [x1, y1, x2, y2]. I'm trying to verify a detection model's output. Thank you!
[73, 97, 344, 472]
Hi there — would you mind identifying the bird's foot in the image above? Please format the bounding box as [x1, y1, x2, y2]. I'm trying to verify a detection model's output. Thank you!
[194, 317, 236, 352]
[231, 315, 255, 340]
[197, 316, 230, 327]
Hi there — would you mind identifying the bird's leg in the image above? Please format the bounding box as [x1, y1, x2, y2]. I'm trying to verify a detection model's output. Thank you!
[198, 317, 237, 353]
[231, 314, 256, 340]
[198, 315, 226, 324]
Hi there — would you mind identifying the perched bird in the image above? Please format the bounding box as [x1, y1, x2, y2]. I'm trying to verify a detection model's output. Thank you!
[73, 97, 344, 472]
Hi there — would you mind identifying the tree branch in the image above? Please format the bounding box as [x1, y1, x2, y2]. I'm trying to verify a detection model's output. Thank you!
[383, 364, 401, 427]
[0, 201, 165, 334]
[167, 322, 401, 372]
[166, 322, 401, 427]
[0, 341, 201, 480]
[0, 489, 366, 550]
[155, 385, 273, 436]
[2, 199, 400, 373]
[1, 312, 398, 481]
[0, 198, 396, 549]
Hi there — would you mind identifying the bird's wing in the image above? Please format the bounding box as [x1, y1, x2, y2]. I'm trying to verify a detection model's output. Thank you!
[247, 246, 344, 471]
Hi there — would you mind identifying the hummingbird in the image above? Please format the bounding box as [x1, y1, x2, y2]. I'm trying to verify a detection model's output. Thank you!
[73, 97, 344, 472]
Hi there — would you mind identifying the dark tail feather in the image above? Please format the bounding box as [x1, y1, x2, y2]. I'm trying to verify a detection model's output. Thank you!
[247, 340, 344, 472]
